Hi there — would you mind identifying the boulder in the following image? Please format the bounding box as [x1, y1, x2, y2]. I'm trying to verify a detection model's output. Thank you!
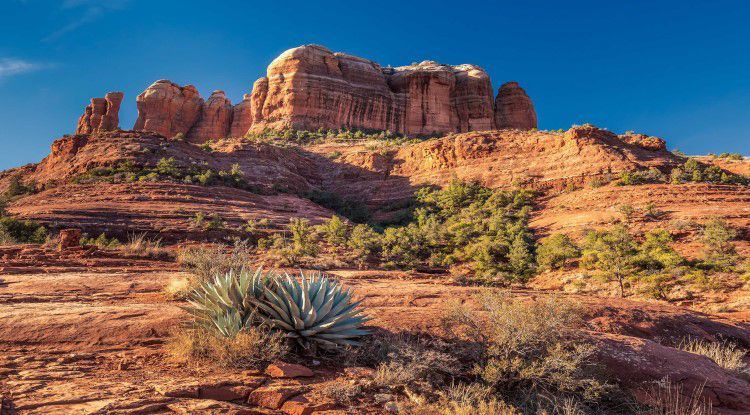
[265, 362, 314, 378]
[133, 80, 203, 139]
[58, 229, 81, 251]
[494, 82, 537, 130]
[188, 90, 233, 142]
[75, 92, 123, 134]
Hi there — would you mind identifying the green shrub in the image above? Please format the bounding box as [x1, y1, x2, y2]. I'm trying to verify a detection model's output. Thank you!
[347, 224, 381, 268]
[617, 204, 636, 222]
[636, 230, 683, 270]
[320, 215, 349, 247]
[4, 175, 34, 198]
[700, 219, 738, 270]
[81, 233, 121, 248]
[617, 168, 665, 185]
[381, 223, 430, 269]
[582, 225, 638, 297]
[0, 216, 47, 244]
[536, 234, 580, 270]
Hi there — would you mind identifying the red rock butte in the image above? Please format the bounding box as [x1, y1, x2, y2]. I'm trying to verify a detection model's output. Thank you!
[74, 44, 538, 142]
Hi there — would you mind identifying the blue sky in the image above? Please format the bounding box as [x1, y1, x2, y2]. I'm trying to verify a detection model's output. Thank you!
[1, 1, 749, 170]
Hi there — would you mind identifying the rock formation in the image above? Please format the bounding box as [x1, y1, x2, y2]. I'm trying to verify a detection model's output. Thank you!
[187, 90, 233, 142]
[230, 94, 253, 137]
[494, 82, 537, 130]
[128, 45, 537, 141]
[133, 80, 203, 138]
[75, 92, 123, 134]
[247, 45, 517, 136]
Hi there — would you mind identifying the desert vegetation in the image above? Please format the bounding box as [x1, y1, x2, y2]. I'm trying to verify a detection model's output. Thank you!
[616, 158, 748, 187]
[70, 158, 256, 190]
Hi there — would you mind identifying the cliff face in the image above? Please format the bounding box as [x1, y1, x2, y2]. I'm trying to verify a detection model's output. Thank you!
[127, 45, 537, 142]
[247, 45, 512, 136]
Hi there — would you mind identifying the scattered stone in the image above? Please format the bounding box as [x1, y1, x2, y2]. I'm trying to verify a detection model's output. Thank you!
[343, 367, 374, 378]
[280, 394, 336, 415]
[248, 385, 308, 409]
[374, 393, 394, 404]
[265, 362, 314, 378]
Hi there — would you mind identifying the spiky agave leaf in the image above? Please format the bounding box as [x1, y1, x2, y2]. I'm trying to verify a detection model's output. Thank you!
[183, 267, 271, 337]
[256, 270, 371, 349]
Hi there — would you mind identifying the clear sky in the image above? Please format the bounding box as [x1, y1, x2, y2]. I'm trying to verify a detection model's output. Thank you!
[1, 1, 749, 170]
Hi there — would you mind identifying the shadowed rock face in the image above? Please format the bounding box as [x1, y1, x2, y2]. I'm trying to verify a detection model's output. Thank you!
[494, 82, 537, 130]
[187, 90, 233, 143]
[133, 80, 204, 139]
[76, 92, 123, 134]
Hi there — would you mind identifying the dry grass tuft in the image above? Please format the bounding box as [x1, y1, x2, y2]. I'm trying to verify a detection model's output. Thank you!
[318, 379, 363, 406]
[399, 383, 520, 415]
[121, 232, 170, 258]
[176, 240, 252, 286]
[642, 380, 713, 415]
[165, 326, 287, 369]
[679, 338, 747, 373]
[164, 277, 191, 300]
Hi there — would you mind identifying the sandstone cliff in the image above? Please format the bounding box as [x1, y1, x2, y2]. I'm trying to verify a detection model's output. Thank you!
[245, 45, 527, 136]
[76, 92, 123, 134]
[124, 45, 539, 141]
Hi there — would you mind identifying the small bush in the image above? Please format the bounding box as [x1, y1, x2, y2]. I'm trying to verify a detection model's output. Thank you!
[582, 225, 639, 297]
[81, 233, 121, 248]
[0, 216, 47, 244]
[444, 292, 609, 410]
[700, 219, 738, 270]
[347, 223, 381, 269]
[537, 234, 580, 270]
[319, 215, 349, 247]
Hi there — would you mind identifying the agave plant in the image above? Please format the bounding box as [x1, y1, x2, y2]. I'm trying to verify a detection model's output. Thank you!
[253, 271, 371, 349]
[184, 267, 269, 337]
[185, 268, 370, 349]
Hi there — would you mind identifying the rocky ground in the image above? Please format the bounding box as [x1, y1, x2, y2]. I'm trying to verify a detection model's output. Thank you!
[1, 246, 749, 414]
